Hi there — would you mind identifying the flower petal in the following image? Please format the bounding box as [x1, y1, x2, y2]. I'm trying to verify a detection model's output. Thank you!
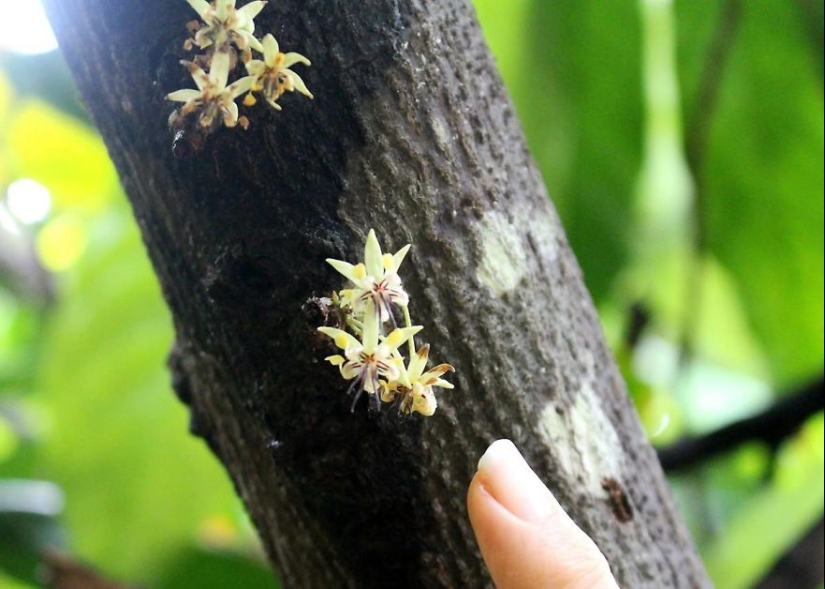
[407, 344, 430, 381]
[246, 34, 264, 53]
[194, 32, 213, 49]
[326, 259, 360, 283]
[433, 379, 455, 390]
[245, 59, 266, 76]
[412, 390, 437, 416]
[215, 0, 235, 20]
[379, 361, 401, 383]
[392, 244, 411, 271]
[364, 230, 383, 278]
[186, 0, 211, 18]
[281, 52, 311, 68]
[210, 51, 231, 89]
[182, 60, 210, 91]
[166, 89, 202, 102]
[361, 309, 380, 352]
[383, 326, 423, 351]
[423, 364, 454, 380]
[238, 0, 267, 20]
[284, 70, 314, 99]
[223, 100, 239, 126]
[228, 75, 257, 98]
[262, 34, 280, 67]
[339, 362, 359, 380]
[318, 327, 361, 351]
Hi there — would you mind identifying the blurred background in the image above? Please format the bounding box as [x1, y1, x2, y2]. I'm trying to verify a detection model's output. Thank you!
[0, 0, 822, 587]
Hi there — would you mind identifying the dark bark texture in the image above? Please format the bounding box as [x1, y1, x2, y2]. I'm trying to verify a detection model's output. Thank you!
[46, 1, 711, 587]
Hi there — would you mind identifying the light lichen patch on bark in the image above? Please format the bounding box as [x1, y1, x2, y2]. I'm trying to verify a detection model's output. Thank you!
[537, 382, 624, 497]
[527, 215, 560, 267]
[475, 210, 528, 296]
[429, 115, 452, 152]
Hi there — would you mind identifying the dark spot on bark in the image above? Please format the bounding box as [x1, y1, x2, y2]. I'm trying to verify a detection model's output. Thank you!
[237, 259, 276, 292]
[204, 247, 279, 309]
[470, 114, 485, 145]
[602, 477, 634, 523]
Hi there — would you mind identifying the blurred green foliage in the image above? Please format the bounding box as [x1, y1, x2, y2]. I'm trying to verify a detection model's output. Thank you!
[1, 0, 823, 587]
[0, 62, 274, 588]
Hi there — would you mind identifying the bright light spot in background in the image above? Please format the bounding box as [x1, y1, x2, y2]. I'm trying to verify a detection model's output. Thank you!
[0, 204, 21, 235]
[633, 335, 679, 386]
[634, 334, 772, 434]
[0, 479, 65, 516]
[37, 215, 86, 271]
[6, 178, 52, 224]
[0, 0, 58, 55]
[682, 365, 771, 433]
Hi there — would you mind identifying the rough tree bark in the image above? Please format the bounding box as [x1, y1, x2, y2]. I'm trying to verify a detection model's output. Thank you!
[45, 1, 711, 587]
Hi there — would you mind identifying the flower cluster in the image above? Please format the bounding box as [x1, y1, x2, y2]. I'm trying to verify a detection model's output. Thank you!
[167, 0, 313, 136]
[318, 230, 454, 417]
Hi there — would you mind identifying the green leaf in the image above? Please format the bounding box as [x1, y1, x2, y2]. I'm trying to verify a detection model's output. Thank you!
[681, 0, 824, 384]
[158, 547, 278, 589]
[702, 413, 825, 589]
[32, 202, 264, 584]
[0, 52, 88, 124]
[0, 569, 37, 589]
[0, 416, 17, 463]
[0, 508, 65, 584]
[0, 294, 45, 392]
[7, 100, 116, 215]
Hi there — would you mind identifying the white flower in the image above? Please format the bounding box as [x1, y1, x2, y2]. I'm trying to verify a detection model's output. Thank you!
[381, 344, 454, 416]
[167, 51, 256, 130]
[244, 34, 313, 110]
[186, 0, 266, 56]
[318, 312, 421, 410]
[327, 229, 411, 324]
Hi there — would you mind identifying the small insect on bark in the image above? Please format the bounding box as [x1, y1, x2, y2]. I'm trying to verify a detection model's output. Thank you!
[601, 477, 634, 523]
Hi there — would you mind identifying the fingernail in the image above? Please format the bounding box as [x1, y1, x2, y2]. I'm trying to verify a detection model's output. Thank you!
[477, 439, 557, 522]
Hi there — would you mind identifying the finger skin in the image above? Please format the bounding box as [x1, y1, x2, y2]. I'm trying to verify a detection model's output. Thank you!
[467, 440, 619, 589]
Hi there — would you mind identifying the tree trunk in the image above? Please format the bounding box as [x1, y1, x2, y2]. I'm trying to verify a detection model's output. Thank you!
[45, 0, 711, 587]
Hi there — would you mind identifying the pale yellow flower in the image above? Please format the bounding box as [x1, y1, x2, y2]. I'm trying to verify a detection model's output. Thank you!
[381, 344, 454, 416]
[186, 0, 266, 56]
[167, 51, 256, 130]
[319, 310, 421, 411]
[327, 229, 410, 324]
[245, 33, 312, 110]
